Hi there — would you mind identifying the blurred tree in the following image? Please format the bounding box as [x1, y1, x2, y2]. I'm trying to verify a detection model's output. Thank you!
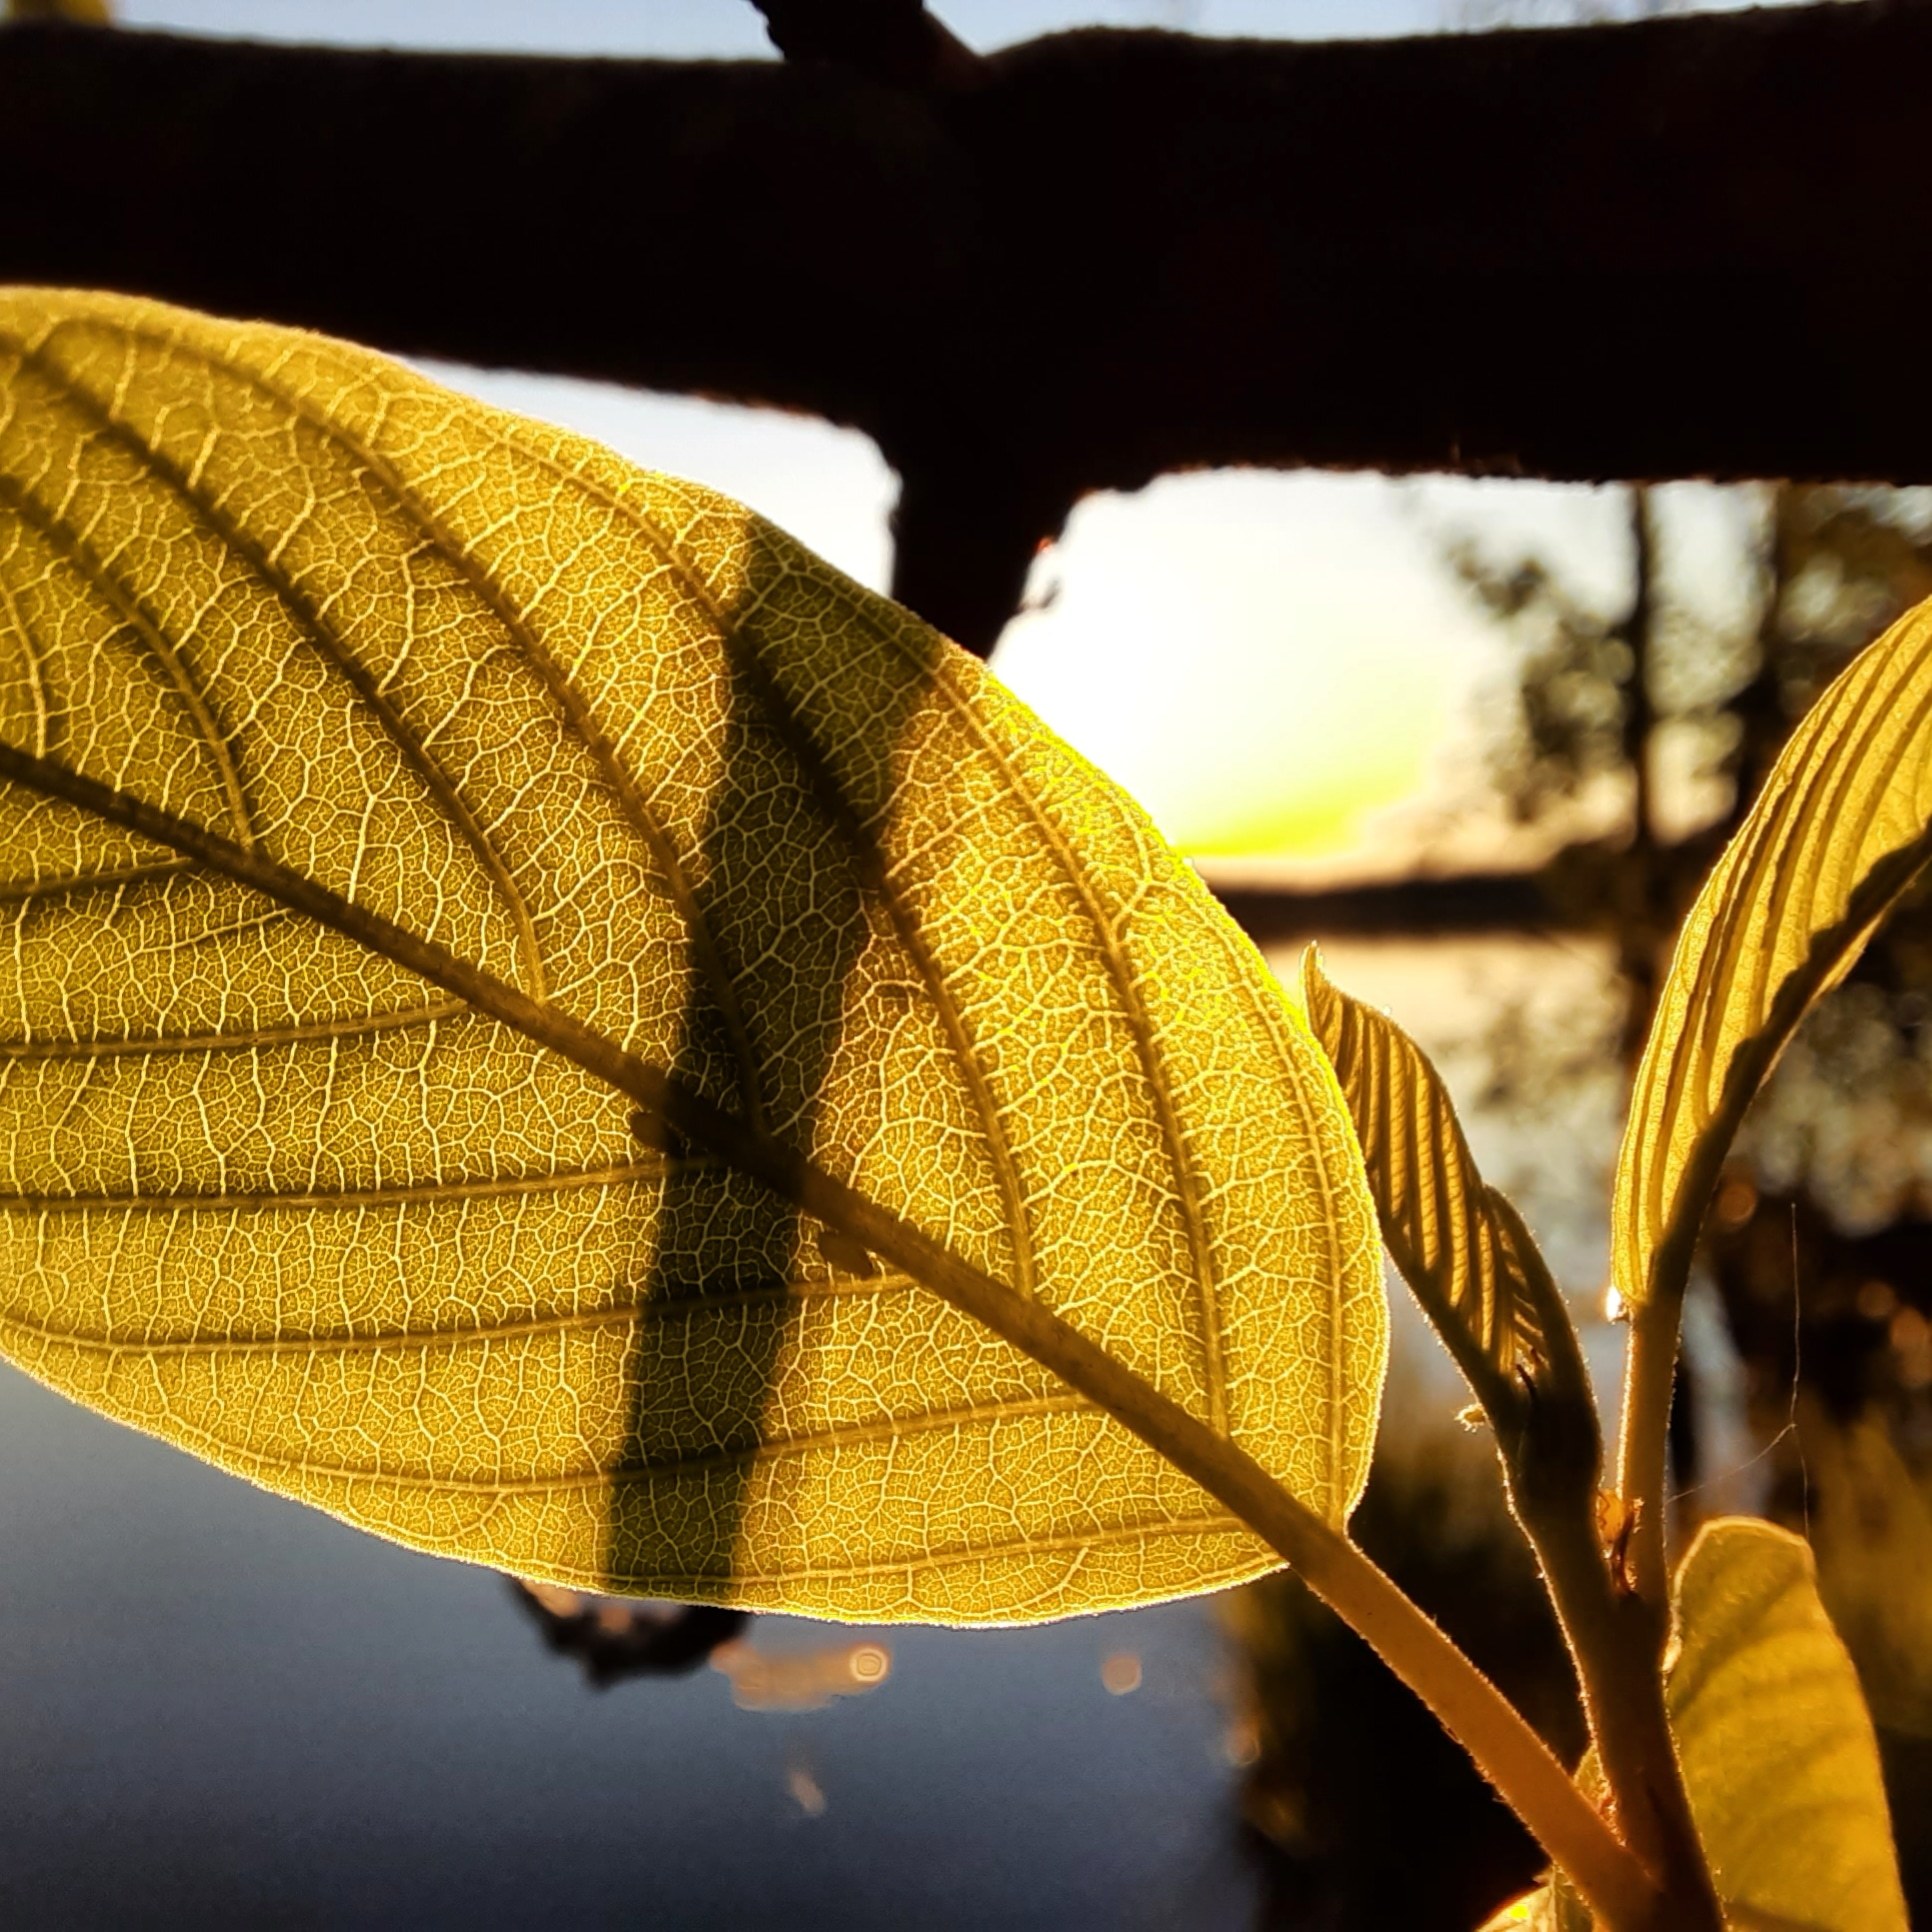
[1448, 484, 1932, 1039]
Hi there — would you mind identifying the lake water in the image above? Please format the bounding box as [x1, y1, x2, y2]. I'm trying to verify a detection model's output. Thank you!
[0, 934, 1700, 1929]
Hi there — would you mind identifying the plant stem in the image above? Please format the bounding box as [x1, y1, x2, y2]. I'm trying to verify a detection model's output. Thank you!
[1615, 1209, 1703, 1624]
[1513, 1481, 1718, 1929]
[3, 745, 1671, 1932]
[1587, 1065, 1728, 1926]
[1476, 1226, 1717, 1923]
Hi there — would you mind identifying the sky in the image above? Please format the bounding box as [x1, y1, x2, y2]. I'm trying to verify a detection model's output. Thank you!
[108, 0, 1588, 54]
[106, 0, 1791, 879]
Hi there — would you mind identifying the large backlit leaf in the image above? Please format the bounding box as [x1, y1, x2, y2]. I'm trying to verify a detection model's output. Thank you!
[1662, 1518, 1907, 1932]
[1303, 949, 1583, 1434]
[0, 289, 1384, 1622]
[1613, 599, 1932, 1307]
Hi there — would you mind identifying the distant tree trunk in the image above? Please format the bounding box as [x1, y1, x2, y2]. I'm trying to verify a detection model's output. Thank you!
[1615, 486, 1668, 1061]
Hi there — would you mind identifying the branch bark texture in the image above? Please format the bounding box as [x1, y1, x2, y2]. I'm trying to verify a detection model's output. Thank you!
[4, 4, 1930, 648]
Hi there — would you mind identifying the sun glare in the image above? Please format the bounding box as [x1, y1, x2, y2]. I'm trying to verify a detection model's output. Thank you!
[991, 473, 1459, 871]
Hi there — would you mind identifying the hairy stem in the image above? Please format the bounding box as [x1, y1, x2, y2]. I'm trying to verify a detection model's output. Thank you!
[1617, 1291, 1684, 1626]
[1513, 1480, 1718, 1927]
[0, 740, 1669, 1932]
[1614, 1137, 1714, 1624]
[1468, 1220, 1716, 1921]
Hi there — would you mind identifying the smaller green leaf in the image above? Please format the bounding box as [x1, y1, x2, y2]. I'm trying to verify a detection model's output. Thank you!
[1614, 597, 1932, 1310]
[1665, 1517, 1906, 1932]
[1303, 948, 1588, 1448]
[1499, 1518, 1906, 1932]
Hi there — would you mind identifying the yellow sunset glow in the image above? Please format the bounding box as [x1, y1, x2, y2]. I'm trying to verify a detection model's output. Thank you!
[991, 472, 1457, 869]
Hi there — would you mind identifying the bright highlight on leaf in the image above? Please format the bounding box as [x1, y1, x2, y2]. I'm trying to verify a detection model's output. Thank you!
[1475, 1881, 1585, 1932]
[1613, 597, 1932, 1309]
[1662, 1518, 1907, 1932]
[0, 288, 1385, 1623]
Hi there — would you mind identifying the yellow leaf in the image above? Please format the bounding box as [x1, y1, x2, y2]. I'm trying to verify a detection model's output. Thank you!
[0, 288, 1385, 1622]
[1303, 948, 1585, 1438]
[1613, 598, 1932, 1308]
[1663, 1518, 1907, 1932]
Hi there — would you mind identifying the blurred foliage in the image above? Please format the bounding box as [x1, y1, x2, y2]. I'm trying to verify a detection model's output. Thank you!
[1454, 484, 1932, 858]
[1444, 530, 1638, 832]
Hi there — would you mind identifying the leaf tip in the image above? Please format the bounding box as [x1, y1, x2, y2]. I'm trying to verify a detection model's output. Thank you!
[1300, 942, 1343, 1042]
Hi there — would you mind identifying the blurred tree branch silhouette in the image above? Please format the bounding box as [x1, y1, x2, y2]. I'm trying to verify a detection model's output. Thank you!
[5, 1, 1932, 648]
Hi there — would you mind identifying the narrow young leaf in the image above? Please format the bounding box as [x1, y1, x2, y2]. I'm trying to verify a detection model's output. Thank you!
[0, 289, 1386, 1622]
[1613, 598, 1932, 1309]
[1303, 948, 1584, 1436]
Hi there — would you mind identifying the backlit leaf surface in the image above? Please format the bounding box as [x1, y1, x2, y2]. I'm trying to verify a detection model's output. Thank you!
[0, 289, 1384, 1621]
[1613, 599, 1932, 1307]
[1475, 1883, 1587, 1932]
[1662, 1518, 1906, 1932]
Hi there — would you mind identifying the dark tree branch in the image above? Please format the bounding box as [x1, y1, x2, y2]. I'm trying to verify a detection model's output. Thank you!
[4, 6, 1932, 648]
[750, 0, 985, 90]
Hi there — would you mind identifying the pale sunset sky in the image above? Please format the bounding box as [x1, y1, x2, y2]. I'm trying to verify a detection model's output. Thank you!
[116, 0, 1784, 880]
